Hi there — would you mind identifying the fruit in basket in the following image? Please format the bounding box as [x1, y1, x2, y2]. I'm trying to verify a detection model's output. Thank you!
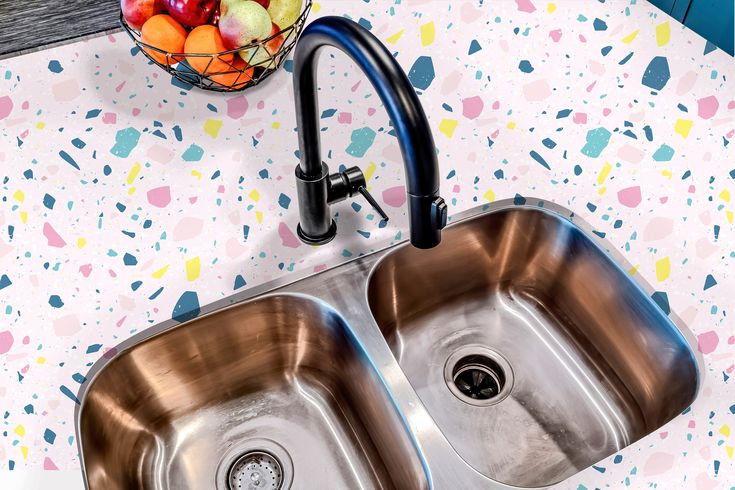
[121, 0, 166, 30]
[185, 25, 234, 74]
[253, 0, 270, 8]
[219, 0, 273, 50]
[210, 57, 255, 88]
[163, 0, 218, 27]
[210, 5, 220, 25]
[267, 0, 302, 29]
[141, 15, 188, 64]
[239, 22, 284, 68]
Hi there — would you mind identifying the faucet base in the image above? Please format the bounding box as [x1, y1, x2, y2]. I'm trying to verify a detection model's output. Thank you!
[297, 220, 337, 245]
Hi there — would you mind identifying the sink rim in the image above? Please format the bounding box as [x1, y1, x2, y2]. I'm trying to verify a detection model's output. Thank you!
[74, 197, 705, 490]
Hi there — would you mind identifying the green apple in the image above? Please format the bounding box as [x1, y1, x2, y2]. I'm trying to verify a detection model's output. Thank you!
[267, 0, 302, 28]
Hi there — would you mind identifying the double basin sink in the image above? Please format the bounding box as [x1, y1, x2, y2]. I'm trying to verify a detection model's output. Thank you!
[76, 200, 701, 489]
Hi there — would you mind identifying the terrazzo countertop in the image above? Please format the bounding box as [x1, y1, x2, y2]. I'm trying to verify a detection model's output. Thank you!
[0, 0, 733, 488]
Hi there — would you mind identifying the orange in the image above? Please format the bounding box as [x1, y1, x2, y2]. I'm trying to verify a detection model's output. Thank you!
[141, 15, 187, 65]
[185, 25, 234, 75]
[210, 57, 255, 89]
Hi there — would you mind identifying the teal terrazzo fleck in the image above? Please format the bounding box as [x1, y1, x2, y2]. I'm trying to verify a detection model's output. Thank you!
[110, 127, 141, 158]
[641, 56, 671, 91]
[653, 144, 675, 161]
[182, 144, 204, 162]
[47, 60, 63, 73]
[172, 291, 200, 322]
[581, 127, 612, 158]
[346, 127, 376, 158]
[407, 56, 435, 90]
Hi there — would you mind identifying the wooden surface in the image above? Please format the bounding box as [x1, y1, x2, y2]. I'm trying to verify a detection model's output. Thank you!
[0, 0, 120, 57]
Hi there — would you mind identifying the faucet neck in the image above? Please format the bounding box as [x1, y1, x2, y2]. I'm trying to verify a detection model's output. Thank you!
[293, 17, 439, 198]
[292, 17, 446, 248]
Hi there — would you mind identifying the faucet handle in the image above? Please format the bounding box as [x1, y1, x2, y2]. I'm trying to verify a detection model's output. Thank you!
[327, 166, 389, 222]
[357, 186, 389, 222]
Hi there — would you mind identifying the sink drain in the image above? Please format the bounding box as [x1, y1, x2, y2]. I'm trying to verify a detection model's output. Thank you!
[444, 346, 513, 406]
[228, 451, 283, 490]
[216, 439, 293, 490]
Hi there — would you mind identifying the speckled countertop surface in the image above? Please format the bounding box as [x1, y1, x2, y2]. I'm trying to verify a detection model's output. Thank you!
[0, 0, 733, 488]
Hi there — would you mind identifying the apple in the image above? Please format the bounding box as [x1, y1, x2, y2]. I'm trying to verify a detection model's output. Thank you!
[210, 5, 220, 25]
[163, 0, 218, 27]
[219, 0, 272, 50]
[240, 22, 284, 68]
[267, 0, 302, 29]
[253, 0, 270, 8]
[121, 0, 165, 30]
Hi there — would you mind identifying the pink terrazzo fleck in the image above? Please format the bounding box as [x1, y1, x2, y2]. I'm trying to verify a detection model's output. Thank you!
[147, 186, 171, 208]
[696, 95, 719, 119]
[42, 222, 66, 248]
[382, 186, 407, 207]
[697, 330, 719, 354]
[462, 96, 484, 119]
[617, 186, 642, 207]
[227, 95, 248, 119]
[278, 222, 300, 248]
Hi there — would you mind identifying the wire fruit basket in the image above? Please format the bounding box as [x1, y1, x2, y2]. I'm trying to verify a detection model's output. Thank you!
[121, 0, 312, 92]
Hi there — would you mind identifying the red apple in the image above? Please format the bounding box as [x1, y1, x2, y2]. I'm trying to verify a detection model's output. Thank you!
[209, 5, 220, 25]
[265, 22, 284, 53]
[121, 0, 165, 30]
[253, 0, 270, 8]
[163, 0, 218, 27]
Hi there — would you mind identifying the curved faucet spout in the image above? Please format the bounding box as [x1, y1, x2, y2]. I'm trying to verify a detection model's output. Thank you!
[292, 16, 446, 249]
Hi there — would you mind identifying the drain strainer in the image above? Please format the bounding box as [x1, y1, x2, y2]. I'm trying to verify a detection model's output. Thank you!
[228, 451, 283, 489]
[444, 346, 513, 406]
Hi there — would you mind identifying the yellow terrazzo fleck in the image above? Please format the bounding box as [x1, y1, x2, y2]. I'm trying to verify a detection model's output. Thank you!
[126, 163, 141, 185]
[656, 22, 671, 47]
[439, 119, 458, 138]
[203, 119, 223, 139]
[621, 29, 640, 44]
[386, 29, 404, 45]
[364, 162, 377, 181]
[152, 264, 169, 279]
[597, 162, 612, 185]
[420, 22, 435, 46]
[674, 119, 693, 139]
[655, 257, 671, 282]
[186, 257, 200, 282]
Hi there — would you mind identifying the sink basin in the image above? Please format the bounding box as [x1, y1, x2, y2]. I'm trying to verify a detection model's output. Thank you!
[77, 201, 700, 489]
[367, 206, 699, 487]
[78, 294, 428, 490]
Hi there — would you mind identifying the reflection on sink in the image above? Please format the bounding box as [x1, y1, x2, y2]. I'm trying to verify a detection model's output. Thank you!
[79, 294, 428, 490]
[367, 206, 699, 487]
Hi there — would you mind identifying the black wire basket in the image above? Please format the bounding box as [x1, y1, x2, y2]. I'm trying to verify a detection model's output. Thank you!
[120, 0, 312, 92]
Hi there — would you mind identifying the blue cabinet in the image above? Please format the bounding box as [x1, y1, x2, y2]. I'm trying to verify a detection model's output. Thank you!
[648, 0, 734, 55]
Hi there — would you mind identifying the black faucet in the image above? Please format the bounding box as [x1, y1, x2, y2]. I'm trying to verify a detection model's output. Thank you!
[292, 16, 447, 249]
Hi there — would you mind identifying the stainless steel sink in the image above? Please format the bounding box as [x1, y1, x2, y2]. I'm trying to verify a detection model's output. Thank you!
[367, 205, 700, 487]
[77, 200, 701, 489]
[78, 295, 429, 489]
